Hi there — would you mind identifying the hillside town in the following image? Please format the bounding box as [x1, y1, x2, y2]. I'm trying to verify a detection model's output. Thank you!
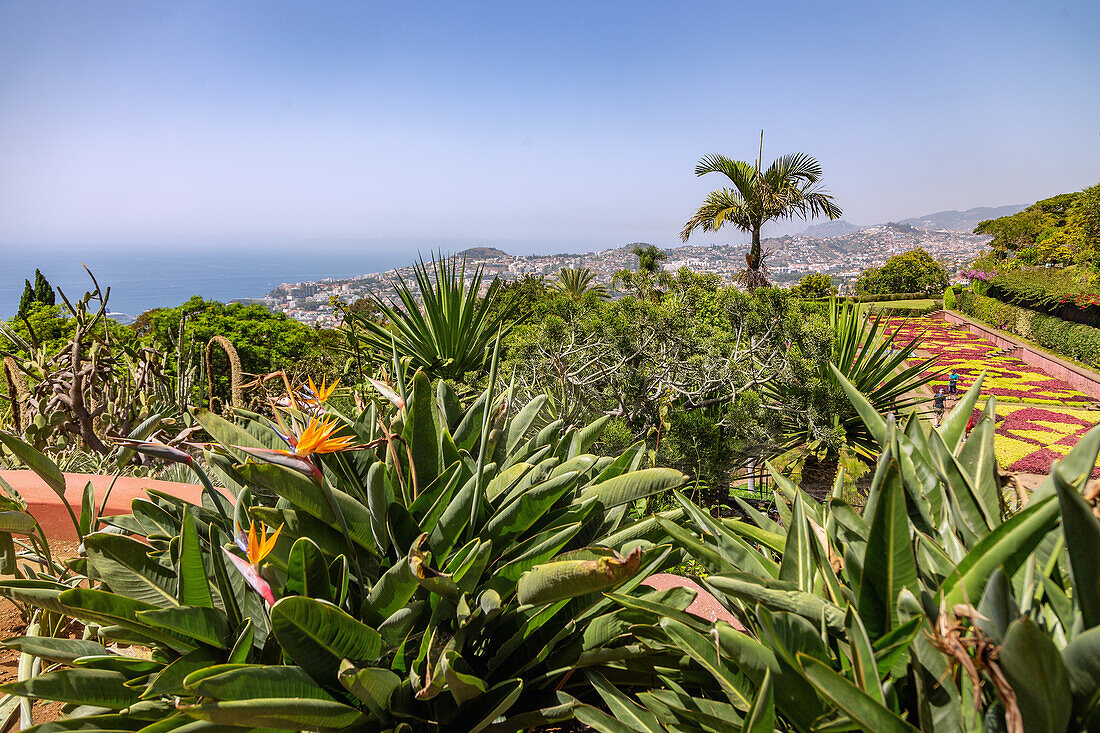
[265, 224, 992, 326]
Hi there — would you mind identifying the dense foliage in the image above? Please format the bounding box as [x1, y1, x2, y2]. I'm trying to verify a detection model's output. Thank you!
[792, 273, 835, 299]
[578, 374, 1100, 732]
[855, 247, 948, 295]
[134, 296, 342, 408]
[975, 183, 1100, 268]
[0, 365, 688, 731]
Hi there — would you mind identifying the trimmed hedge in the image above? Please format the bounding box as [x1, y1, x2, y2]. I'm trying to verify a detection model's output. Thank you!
[868, 301, 943, 318]
[987, 268, 1100, 327]
[943, 286, 956, 310]
[806, 292, 937, 304]
[954, 290, 1100, 368]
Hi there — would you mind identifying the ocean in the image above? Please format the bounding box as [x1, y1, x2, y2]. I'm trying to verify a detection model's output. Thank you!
[0, 244, 418, 320]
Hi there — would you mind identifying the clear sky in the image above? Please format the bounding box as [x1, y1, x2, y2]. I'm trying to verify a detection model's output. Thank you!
[1, 0, 1098, 255]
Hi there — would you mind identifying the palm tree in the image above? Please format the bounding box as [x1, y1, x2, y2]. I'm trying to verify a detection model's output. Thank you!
[550, 267, 609, 302]
[612, 245, 675, 301]
[681, 133, 842, 290]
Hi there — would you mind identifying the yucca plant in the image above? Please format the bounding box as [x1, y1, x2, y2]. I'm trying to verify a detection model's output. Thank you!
[765, 298, 939, 495]
[574, 369, 1100, 732]
[550, 267, 609, 303]
[342, 254, 522, 380]
[0, 360, 689, 731]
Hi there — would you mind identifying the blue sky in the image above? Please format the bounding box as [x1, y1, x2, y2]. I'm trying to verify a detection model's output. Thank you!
[1, 1, 1098, 255]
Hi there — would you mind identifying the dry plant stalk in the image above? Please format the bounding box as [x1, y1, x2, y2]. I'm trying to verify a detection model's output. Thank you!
[206, 335, 243, 412]
[926, 602, 1021, 733]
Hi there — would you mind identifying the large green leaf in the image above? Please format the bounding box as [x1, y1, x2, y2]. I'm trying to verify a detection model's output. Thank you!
[660, 618, 752, 710]
[940, 495, 1059, 607]
[705, 572, 845, 635]
[403, 370, 440, 494]
[284, 537, 332, 603]
[576, 468, 687, 508]
[585, 670, 664, 732]
[1062, 626, 1100, 727]
[798, 654, 919, 732]
[2, 637, 109, 665]
[1, 669, 140, 709]
[338, 661, 400, 719]
[180, 697, 364, 730]
[59, 588, 196, 653]
[178, 510, 214, 609]
[1053, 468, 1100, 629]
[517, 547, 644, 606]
[484, 472, 579, 544]
[999, 618, 1072, 733]
[185, 664, 336, 702]
[83, 533, 179, 608]
[0, 431, 66, 497]
[778, 493, 814, 592]
[858, 445, 918, 638]
[270, 596, 384, 682]
[137, 606, 230, 649]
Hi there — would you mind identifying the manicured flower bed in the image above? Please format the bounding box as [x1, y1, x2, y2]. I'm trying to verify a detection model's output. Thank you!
[987, 403, 1100, 477]
[881, 315, 1100, 475]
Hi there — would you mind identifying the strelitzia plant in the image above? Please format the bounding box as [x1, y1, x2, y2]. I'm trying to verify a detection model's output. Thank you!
[574, 369, 1100, 732]
[0, 356, 689, 731]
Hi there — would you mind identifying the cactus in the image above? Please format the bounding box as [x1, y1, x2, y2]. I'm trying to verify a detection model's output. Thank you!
[205, 334, 243, 412]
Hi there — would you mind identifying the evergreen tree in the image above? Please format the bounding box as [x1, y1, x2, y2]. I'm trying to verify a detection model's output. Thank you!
[17, 280, 34, 317]
[33, 269, 55, 306]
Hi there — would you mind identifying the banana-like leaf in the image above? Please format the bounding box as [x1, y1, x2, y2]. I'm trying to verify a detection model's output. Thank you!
[585, 670, 664, 732]
[705, 572, 845, 635]
[403, 370, 440, 494]
[576, 468, 687, 509]
[1053, 468, 1100, 629]
[185, 664, 336, 702]
[798, 654, 919, 732]
[179, 697, 364, 730]
[1, 669, 140, 709]
[778, 493, 814, 592]
[59, 588, 196, 652]
[0, 432, 66, 498]
[659, 618, 752, 710]
[742, 668, 775, 733]
[858, 444, 918, 639]
[517, 547, 643, 606]
[940, 494, 1059, 608]
[2, 637, 109, 665]
[178, 510, 214, 609]
[338, 661, 400, 718]
[137, 606, 230, 649]
[270, 596, 384, 682]
[999, 618, 1072, 733]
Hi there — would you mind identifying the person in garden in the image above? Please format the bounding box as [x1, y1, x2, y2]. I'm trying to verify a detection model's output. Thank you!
[949, 369, 960, 396]
[933, 388, 947, 427]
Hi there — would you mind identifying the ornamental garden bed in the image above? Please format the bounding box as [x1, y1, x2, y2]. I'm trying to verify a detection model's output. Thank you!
[884, 315, 1100, 475]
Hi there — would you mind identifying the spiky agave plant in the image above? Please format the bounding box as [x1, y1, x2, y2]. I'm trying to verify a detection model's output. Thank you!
[551, 267, 609, 302]
[342, 253, 522, 380]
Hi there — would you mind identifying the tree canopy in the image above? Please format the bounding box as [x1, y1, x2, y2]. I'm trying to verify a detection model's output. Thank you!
[855, 247, 947, 295]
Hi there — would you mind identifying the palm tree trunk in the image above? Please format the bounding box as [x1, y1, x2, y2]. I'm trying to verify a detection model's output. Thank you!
[747, 227, 762, 270]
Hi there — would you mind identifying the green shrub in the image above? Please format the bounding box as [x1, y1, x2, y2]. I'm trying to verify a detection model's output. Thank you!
[943, 285, 956, 309]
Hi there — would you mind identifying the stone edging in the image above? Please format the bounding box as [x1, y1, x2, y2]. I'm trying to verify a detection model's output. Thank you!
[935, 310, 1100, 401]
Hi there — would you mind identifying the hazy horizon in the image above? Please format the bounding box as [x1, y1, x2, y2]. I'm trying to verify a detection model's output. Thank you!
[2, 1, 1098, 255]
